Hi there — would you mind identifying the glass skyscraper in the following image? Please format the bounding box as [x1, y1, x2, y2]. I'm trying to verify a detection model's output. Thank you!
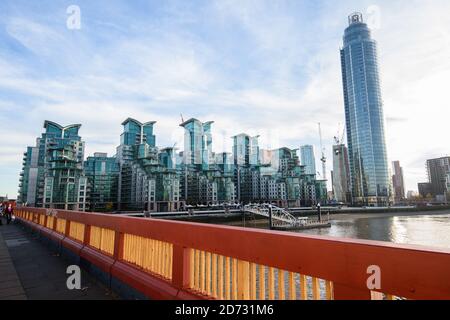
[300, 145, 316, 176]
[340, 13, 390, 205]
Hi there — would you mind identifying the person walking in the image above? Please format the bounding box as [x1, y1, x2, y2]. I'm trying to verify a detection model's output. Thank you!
[0, 203, 3, 226]
[4, 203, 13, 225]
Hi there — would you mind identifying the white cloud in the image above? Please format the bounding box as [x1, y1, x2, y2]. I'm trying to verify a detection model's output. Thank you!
[1, 0, 450, 196]
[5, 17, 63, 55]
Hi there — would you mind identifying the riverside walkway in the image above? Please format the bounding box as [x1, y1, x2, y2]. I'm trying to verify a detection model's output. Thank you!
[0, 222, 115, 300]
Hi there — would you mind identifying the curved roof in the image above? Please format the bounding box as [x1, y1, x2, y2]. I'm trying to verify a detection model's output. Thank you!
[231, 133, 260, 139]
[121, 118, 156, 127]
[179, 118, 214, 127]
[43, 120, 81, 131]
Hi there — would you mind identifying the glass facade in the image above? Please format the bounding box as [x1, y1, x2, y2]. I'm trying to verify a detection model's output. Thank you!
[18, 146, 40, 206]
[340, 13, 390, 205]
[179, 119, 232, 205]
[392, 160, 405, 203]
[300, 145, 316, 176]
[18, 121, 88, 210]
[84, 153, 120, 211]
[232, 134, 260, 167]
[120, 118, 156, 147]
[332, 144, 351, 203]
[425, 157, 450, 196]
[42, 122, 87, 210]
[180, 118, 213, 170]
[117, 118, 183, 212]
[19, 118, 330, 211]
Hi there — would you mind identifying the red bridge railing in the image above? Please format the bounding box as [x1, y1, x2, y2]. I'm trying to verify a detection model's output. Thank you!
[15, 207, 450, 300]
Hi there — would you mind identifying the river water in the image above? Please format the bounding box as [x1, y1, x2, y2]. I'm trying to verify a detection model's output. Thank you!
[224, 210, 450, 249]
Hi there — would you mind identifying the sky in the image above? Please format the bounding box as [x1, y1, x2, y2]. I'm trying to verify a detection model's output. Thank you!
[1, 0, 450, 198]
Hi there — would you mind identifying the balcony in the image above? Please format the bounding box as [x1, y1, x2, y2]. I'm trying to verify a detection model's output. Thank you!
[12, 207, 450, 300]
[50, 163, 78, 170]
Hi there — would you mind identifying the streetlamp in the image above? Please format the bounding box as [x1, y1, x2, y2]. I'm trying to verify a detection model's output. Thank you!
[317, 202, 322, 222]
[268, 204, 273, 230]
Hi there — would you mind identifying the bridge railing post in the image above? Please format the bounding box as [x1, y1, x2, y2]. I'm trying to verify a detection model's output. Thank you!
[64, 219, 71, 237]
[113, 231, 124, 260]
[83, 225, 91, 246]
[172, 245, 191, 290]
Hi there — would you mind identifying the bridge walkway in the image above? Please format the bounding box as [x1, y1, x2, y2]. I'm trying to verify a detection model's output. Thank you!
[0, 221, 117, 300]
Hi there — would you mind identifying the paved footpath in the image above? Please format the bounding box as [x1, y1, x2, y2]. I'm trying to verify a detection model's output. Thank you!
[0, 220, 117, 300]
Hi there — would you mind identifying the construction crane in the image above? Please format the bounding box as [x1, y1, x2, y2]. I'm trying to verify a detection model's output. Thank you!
[334, 123, 346, 145]
[318, 122, 327, 181]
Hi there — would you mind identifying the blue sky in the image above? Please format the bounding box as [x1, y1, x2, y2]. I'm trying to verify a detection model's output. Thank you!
[1, 0, 450, 197]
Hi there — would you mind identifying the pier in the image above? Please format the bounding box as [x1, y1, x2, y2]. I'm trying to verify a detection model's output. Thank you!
[244, 204, 331, 230]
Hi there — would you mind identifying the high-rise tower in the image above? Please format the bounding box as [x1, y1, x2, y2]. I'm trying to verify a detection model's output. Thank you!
[340, 12, 390, 206]
[300, 145, 316, 176]
[391, 160, 405, 203]
[332, 144, 351, 203]
[180, 118, 214, 170]
[18, 121, 88, 210]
